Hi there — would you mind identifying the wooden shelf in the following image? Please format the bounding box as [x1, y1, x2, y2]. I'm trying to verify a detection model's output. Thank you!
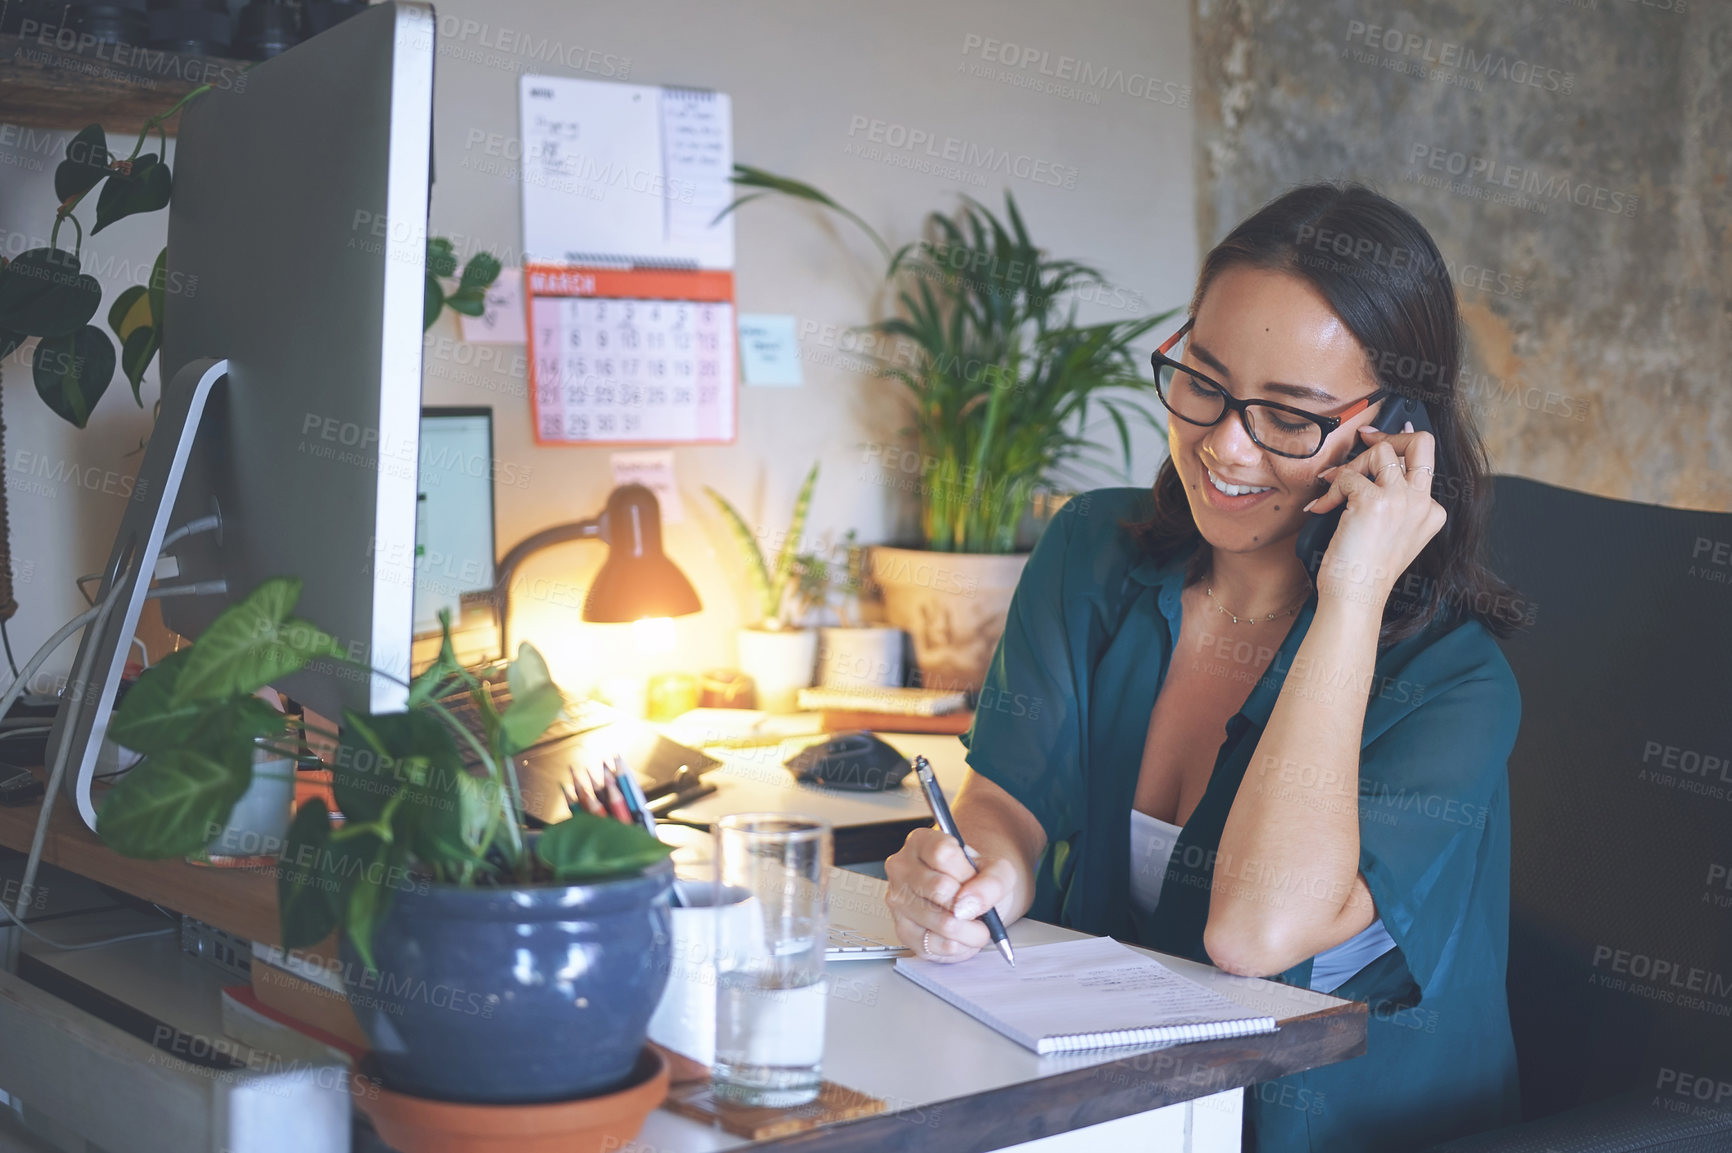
[0, 783, 284, 947]
[0, 31, 251, 135]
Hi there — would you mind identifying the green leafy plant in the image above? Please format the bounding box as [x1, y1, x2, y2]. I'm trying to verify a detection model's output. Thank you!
[720, 167, 1178, 554]
[95, 577, 669, 971]
[787, 529, 867, 627]
[0, 90, 501, 428]
[704, 461, 821, 629]
[423, 238, 503, 331]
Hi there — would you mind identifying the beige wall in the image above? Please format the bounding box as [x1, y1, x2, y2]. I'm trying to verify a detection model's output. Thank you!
[0, 0, 1195, 691]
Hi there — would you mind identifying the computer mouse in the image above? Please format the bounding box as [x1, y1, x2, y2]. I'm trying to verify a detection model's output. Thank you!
[784, 731, 911, 792]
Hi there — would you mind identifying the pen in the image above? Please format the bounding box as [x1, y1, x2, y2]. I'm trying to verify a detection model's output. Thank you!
[612, 755, 684, 909]
[599, 763, 633, 824]
[910, 755, 1015, 967]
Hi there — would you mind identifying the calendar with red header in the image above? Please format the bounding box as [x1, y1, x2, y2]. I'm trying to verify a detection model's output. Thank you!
[524, 265, 736, 446]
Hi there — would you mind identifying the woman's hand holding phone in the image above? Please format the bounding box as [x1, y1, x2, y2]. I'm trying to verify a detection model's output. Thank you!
[1301, 422, 1447, 607]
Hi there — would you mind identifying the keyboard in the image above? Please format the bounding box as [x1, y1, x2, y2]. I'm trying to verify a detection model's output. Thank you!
[826, 924, 910, 958]
[435, 679, 615, 770]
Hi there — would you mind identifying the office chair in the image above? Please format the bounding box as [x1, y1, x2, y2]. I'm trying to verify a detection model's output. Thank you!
[1425, 477, 1732, 1151]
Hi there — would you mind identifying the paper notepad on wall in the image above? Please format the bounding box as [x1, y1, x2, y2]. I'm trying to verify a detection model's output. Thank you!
[894, 937, 1277, 1055]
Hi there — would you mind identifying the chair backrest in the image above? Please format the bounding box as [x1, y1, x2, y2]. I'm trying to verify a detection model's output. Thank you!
[1486, 476, 1732, 1121]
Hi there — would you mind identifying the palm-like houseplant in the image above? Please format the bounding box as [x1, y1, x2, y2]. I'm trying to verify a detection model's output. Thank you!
[721, 169, 1177, 689]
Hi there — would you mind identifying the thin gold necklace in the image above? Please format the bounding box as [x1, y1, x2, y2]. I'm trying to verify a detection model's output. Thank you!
[1203, 580, 1312, 625]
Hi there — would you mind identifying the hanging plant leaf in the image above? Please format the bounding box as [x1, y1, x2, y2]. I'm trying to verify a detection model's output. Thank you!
[93, 154, 172, 235]
[120, 323, 159, 403]
[457, 251, 501, 294]
[422, 273, 444, 331]
[443, 287, 486, 317]
[32, 325, 114, 428]
[109, 284, 150, 342]
[426, 236, 457, 278]
[20, 272, 102, 338]
[147, 247, 168, 327]
[54, 124, 111, 202]
[0, 248, 99, 337]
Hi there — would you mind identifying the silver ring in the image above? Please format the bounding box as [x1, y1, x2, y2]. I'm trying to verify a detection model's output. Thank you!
[1377, 462, 1407, 478]
[921, 929, 935, 959]
[1411, 465, 1434, 477]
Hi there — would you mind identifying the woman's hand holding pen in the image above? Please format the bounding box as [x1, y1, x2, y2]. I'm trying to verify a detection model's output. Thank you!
[884, 827, 1018, 963]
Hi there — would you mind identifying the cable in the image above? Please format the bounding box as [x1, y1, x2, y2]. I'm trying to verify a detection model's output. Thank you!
[0, 618, 18, 679]
[144, 580, 227, 600]
[159, 513, 221, 552]
[11, 566, 132, 925]
[0, 901, 176, 952]
[130, 635, 150, 673]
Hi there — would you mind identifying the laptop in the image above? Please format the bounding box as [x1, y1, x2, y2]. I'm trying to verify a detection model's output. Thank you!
[826, 868, 913, 960]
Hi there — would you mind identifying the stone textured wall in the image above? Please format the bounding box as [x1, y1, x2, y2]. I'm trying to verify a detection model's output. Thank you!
[1193, 0, 1730, 511]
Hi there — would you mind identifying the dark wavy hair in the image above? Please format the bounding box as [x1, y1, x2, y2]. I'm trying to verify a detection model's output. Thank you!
[1128, 183, 1527, 645]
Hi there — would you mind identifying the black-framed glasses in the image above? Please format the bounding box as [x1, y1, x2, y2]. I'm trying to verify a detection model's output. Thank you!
[1150, 319, 1385, 459]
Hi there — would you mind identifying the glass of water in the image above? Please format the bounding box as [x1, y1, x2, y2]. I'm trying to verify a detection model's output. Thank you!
[712, 813, 832, 1107]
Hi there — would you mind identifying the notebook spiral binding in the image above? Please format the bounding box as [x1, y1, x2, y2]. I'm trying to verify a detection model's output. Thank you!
[1041, 1017, 1276, 1054]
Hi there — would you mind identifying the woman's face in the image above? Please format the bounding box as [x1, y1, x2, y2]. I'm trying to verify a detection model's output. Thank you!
[1168, 265, 1386, 559]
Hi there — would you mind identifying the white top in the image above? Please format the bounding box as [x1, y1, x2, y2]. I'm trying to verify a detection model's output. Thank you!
[1129, 808, 1397, 994]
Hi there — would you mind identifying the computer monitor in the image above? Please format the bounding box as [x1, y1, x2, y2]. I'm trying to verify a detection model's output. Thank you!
[44, 1, 435, 830]
[413, 407, 497, 660]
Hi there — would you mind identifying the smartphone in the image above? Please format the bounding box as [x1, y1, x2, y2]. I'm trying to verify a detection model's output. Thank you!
[1295, 393, 1433, 580]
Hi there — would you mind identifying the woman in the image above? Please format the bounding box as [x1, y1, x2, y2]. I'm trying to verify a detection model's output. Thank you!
[884, 184, 1529, 1153]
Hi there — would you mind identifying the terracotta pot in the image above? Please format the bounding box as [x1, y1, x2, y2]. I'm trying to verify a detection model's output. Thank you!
[868, 547, 1030, 696]
[353, 1046, 669, 1153]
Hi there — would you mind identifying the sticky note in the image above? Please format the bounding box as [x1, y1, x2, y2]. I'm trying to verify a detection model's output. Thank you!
[737, 313, 803, 386]
[611, 450, 684, 523]
[458, 268, 528, 343]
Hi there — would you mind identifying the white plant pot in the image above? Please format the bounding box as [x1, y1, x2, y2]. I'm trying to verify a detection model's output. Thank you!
[868, 546, 1030, 696]
[816, 626, 905, 690]
[202, 744, 296, 860]
[736, 626, 819, 713]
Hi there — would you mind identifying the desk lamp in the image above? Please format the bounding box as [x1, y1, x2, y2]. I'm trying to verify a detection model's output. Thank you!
[489, 483, 701, 663]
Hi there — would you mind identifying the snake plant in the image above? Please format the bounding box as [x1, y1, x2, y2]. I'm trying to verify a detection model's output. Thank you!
[705, 461, 820, 628]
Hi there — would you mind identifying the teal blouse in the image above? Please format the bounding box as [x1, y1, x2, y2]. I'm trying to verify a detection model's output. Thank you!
[962, 487, 1523, 1153]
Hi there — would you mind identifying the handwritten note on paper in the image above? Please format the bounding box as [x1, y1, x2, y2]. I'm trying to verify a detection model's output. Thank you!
[519, 75, 734, 270]
[458, 268, 527, 344]
[737, 314, 803, 386]
[611, 450, 685, 523]
[661, 88, 735, 266]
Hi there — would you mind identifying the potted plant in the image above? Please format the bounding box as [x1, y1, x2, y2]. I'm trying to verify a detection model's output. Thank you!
[803, 531, 904, 691]
[721, 171, 1176, 693]
[93, 578, 674, 1133]
[704, 461, 823, 712]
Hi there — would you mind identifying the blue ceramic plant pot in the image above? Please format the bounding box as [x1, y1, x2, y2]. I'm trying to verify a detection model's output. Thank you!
[340, 857, 674, 1104]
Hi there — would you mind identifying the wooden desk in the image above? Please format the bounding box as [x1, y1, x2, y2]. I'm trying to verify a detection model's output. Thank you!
[0, 783, 282, 946]
[2, 754, 1367, 1153]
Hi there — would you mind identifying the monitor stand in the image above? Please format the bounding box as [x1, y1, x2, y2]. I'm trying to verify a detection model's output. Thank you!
[43, 357, 230, 833]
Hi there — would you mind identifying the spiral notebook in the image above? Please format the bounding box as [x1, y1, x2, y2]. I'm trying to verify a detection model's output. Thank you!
[893, 937, 1278, 1055]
